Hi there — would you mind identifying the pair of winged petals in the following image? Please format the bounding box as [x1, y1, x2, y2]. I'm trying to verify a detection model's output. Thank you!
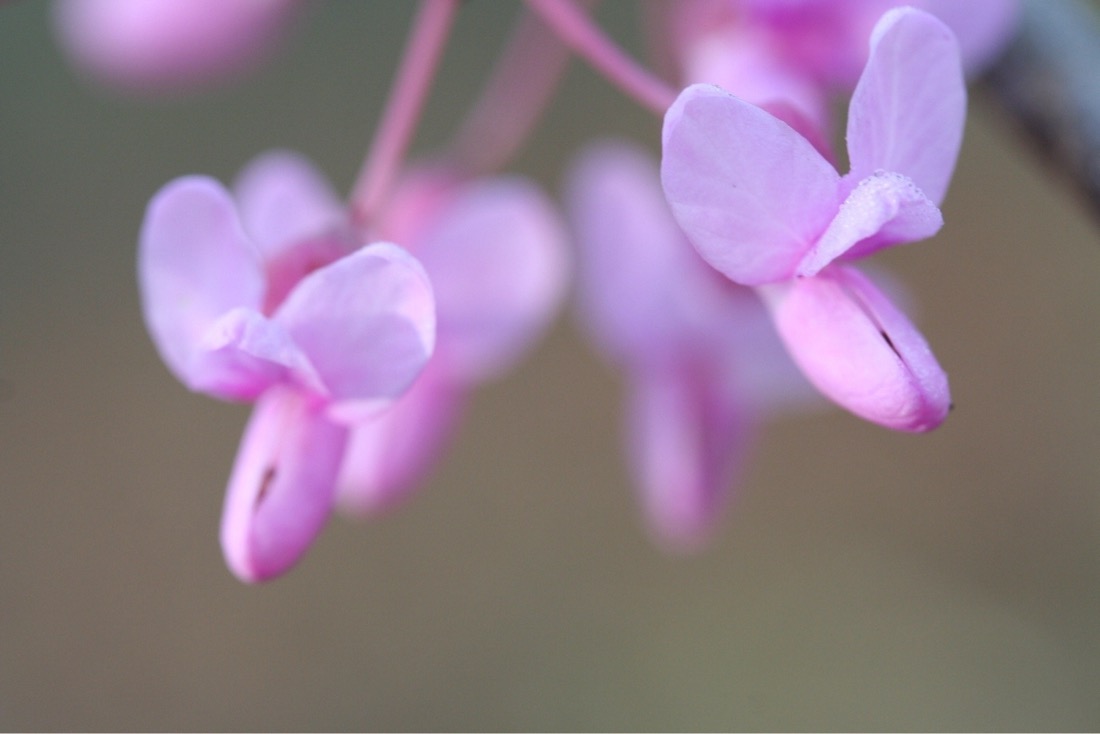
[661, 7, 966, 286]
[139, 175, 436, 422]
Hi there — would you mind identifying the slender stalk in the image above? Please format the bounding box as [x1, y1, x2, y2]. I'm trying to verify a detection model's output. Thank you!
[447, 7, 576, 175]
[524, 0, 677, 116]
[350, 0, 459, 227]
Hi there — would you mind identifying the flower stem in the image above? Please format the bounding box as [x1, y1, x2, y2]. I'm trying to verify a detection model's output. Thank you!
[350, 0, 459, 228]
[523, 0, 677, 116]
[447, 6, 576, 174]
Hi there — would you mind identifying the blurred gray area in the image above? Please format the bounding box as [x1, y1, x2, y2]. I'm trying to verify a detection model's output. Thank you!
[1, 2, 1099, 730]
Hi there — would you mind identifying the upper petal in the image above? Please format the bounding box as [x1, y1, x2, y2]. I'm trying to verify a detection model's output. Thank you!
[272, 242, 436, 421]
[138, 176, 266, 396]
[763, 265, 950, 432]
[415, 176, 569, 383]
[846, 7, 966, 206]
[220, 386, 346, 583]
[232, 150, 349, 261]
[661, 83, 840, 285]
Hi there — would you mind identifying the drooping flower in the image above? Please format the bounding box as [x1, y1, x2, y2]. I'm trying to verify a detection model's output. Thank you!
[53, 0, 301, 93]
[566, 140, 815, 549]
[661, 7, 964, 431]
[139, 155, 435, 582]
[336, 166, 569, 515]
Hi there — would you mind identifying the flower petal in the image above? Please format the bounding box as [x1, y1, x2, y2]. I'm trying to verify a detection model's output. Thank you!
[795, 170, 943, 276]
[220, 386, 347, 583]
[272, 242, 436, 421]
[192, 307, 322, 400]
[138, 176, 266, 396]
[336, 362, 465, 516]
[567, 140, 721, 361]
[763, 265, 950, 432]
[661, 83, 840, 285]
[626, 362, 748, 551]
[233, 149, 349, 261]
[846, 7, 966, 206]
[415, 177, 569, 383]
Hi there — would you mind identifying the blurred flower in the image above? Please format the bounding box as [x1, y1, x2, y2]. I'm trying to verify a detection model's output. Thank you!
[661, 8, 963, 431]
[566, 140, 815, 549]
[336, 166, 570, 515]
[653, 0, 1018, 91]
[139, 155, 435, 581]
[53, 0, 301, 93]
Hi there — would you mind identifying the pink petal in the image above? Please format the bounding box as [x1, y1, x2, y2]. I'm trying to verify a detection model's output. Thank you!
[272, 243, 436, 422]
[795, 170, 943, 276]
[626, 362, 749, 551]
[138, 176, 267, 396]
[920, 0, 1020, 76]
[763, 265, 950, 432]
[232, 150, 349, 261]
[566, 141, 739, 361]
[336, 362, 465, 516]
[846, 7, 966, 206]
[416, 177, 568, 383]
[53, 0, 300, 93]
[193, 307, 322, 401]
[661, 84, 840, 285]
[568, 141, 695, 360]
[220, 386, 347, 583]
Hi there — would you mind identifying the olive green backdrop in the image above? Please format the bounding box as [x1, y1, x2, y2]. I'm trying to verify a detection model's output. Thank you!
[1, 2, 1098, 730]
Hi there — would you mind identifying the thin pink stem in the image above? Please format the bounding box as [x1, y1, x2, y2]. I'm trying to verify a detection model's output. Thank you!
[350, 0, 459, 227]
[524, 0, 677, 116]
[447, 7, 576, 174]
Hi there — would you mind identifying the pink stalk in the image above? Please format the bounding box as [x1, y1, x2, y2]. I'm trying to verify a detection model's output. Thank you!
[448, 6, 577, 174]
[524, 0, 677, 115]
[350, 0, 459, 227]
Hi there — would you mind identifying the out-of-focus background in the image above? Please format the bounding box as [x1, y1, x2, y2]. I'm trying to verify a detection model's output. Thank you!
[2, 2, 1099, 730]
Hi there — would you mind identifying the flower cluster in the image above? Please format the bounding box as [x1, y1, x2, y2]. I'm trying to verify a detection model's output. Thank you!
[53, 0, 1018, 580]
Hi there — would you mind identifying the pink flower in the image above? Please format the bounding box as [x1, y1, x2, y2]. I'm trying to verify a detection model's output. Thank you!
[53, 0, 301, 93]
[567, 141, 815, 548]
[139, 153, 435, 582]
[661, 7, 963, 431]
[336, 167, 569, 515]
[655, 0, 1018, 92]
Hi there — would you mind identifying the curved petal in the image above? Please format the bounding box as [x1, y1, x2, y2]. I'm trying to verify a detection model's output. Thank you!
[191, 307, 322, 401]
[273, 242, 436, 420]
[232, 149, 348, 261]
[661, 84, 840, 285]
[220, 386, 347, 583]
[417, 176, 569, 383]
[921, 0, 1020, 76]
[625, 361, 749, 551]
[846, 7, 966, 206]
[138, 176, 266, 396]
[763, 266, 950, 432]
[795, 170, 943, 276]
[567, 141, 698, 361]
[336, 362, 466, 516]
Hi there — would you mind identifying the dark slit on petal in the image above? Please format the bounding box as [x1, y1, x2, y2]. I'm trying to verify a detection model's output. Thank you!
[879, 329, 899, 356]
[256, 466, 277, 507]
